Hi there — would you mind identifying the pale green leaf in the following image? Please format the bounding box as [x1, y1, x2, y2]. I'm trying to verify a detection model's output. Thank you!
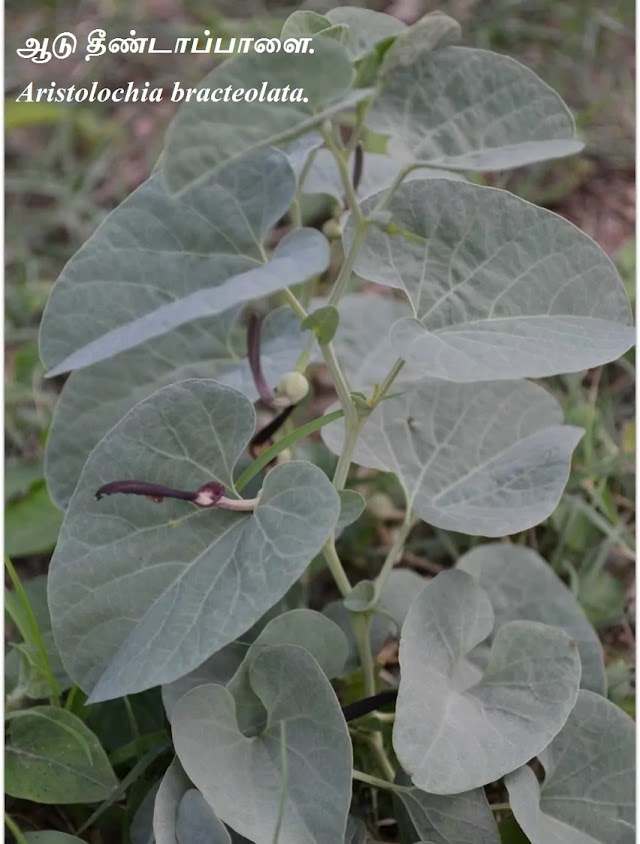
[395, 771, 500, 844]
[505, 691, 635, 844]
[322, 378, 583, 536]
[48, 379, 340, 701]
[224, 609, 349, 733]
[336, 489, 366, 532]
[368, 46, 583, 170]
[44, 227, 328, 377]
[24, 834, 87, 844]
[153, 757, 192, 844]
[394, 569, 581, 794]
[5, 481, 62, 557]
[380, 12, 461, 76]
[163, 39, 367, 194]
[172, 644, 352, 844]
[346, 179, 634, 382]
[45, 307, 307, 509]
[281, 10, 348, 45]
[5, 706, 118, 804]
[131, 780, 160, 844]
[456, 543, 606, 695]
[325, 7, 406, 61]
[176, 789, 231, 844]
[40, 148, 298, 375]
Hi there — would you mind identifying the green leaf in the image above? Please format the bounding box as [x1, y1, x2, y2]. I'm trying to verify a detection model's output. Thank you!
[5, 481, 63, 557]
[323, 378, 583, 536]
[225, 609, 349, 733]
[393, 569, 581, 794]
[394, 771, 500, 844]
[45, 306, 307, 509]
[24, 834, 88, 844]
[324, 7, 406, 61]
[281, 11, 348, 45]
[131, 780, 161, 844]
[172, 644, 352, 844]
[368, 46, 583, 170]
[163, 38, 366, 194]
[378, 569, 428, 629]
[153, 757, 192, 844]
[163, 610, 347, 728]
[48, 379, 341, 701]
[176, 789, 231, 844]
[301, 305, 339, 345]
[380, 12, 461, 76]
[44, 226, 328, 377]
[505, 691, 635, 844]
[456, 543, 606, 695]
[5, 706, 118, 804]
[346, 180, 634, 382]
[40, 148, 300, 376]
[336, 489, 365, 532]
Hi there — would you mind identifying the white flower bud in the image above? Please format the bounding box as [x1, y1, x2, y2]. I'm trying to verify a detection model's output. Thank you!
[277, 448, 293, 463]
[273, 371, 309, 407]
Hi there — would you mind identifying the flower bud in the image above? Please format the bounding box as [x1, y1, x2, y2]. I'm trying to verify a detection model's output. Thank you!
[273, 371, 309, 407]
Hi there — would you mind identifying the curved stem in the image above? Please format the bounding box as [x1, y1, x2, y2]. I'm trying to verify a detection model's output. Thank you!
[321, 538, 352, 598]
[374, 512, 419, 602]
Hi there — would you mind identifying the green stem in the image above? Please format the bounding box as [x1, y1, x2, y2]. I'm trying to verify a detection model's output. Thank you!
[321, 126, 364, 226]
[320, 342, 361, 490]
[352, 770, 408, 793]
[328, 221, 368, 307]
[4, 554, 60, 706]
[5, 815, 28, 844]
[374, 513, 418, 602]
[490, 803, 513, 813]
[235, 409, 344, 493]
[281, 287, 308, 320]
[321, 538, 352, 598]
[373, 358, 405, 405]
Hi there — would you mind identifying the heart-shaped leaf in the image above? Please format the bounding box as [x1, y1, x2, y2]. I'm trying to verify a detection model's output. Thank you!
[208, 609, 348, 733]
[394, 569, 581, 794]
[45, 307, 307, 509]
[163, 38, 367, 194]
[394, 771, 500, 844]
[172, 644, 353, 844]
[345, 179, 634, 382]
[177, 789, 232, 844]
[368, 46, 583, 170]
[39, 148, 321, 376]
[323, 378, 582, 536]
[456, 543, 606, 695]
[505, 691, 635, 844]
[5, 707, 118, 803]
[48, 379, 340, 701]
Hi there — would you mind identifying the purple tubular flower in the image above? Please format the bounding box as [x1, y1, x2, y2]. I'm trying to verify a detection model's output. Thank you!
[94, 479, 258, 511]
[247, 313, 276, 405]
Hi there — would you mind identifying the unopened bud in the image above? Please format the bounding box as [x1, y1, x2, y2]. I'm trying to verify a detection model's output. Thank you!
[273, 371, 309, 407]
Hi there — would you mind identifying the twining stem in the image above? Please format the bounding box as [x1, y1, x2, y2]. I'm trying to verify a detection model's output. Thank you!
[320, 342, 361, 490]
[374, 512, 419, 602]
[5, 554, 61, 706]
[328, 221, 369, 307]
[320, 125, 364, 227]
[372, 357, 405, 405]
